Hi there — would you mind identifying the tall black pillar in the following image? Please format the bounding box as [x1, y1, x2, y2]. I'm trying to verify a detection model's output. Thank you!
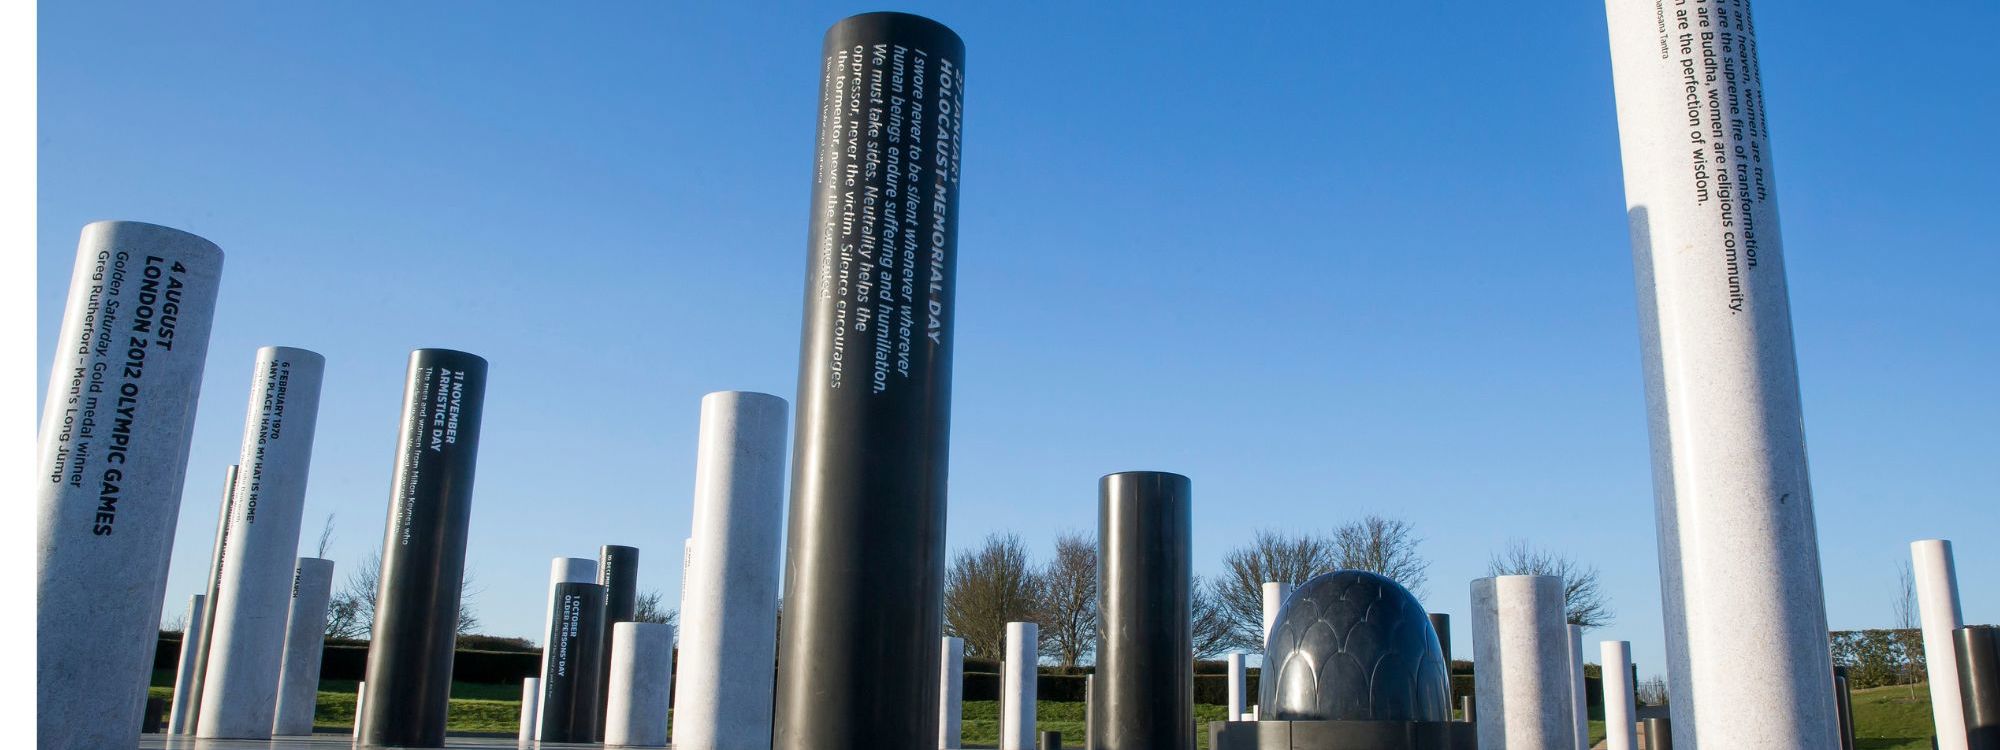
[772, 11, 967, 750]
[356, 349, 488, 748]
[540, 582, 608, 744]
[1092, 471, 1193, 750]
[1833, 666, 1856, 750]
[1960, 626, 2000, 750]
[1644, 717, 1673, 750]
[1429, 613, 1451, 665]
[594, 544, 639, 740]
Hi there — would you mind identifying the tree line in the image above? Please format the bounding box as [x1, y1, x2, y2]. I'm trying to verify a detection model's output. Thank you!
[942, 514, 1611, 665]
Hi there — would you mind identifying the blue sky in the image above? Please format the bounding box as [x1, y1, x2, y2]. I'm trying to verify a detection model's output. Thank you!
[38, 1, 1996, 679]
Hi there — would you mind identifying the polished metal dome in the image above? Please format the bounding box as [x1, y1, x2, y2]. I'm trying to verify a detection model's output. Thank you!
[1258, 570, 1452, 721]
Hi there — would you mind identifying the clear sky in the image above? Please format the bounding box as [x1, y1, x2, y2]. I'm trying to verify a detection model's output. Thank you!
[37, 1, 1996, 680]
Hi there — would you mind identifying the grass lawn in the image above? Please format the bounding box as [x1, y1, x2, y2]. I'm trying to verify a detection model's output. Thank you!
[1850, 683, 1937, 750]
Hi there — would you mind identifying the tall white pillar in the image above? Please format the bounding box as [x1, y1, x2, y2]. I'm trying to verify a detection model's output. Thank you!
[272, 557, 335, 735]
[1602, 641, 1638, 750]
[1470, 575, 1573, 750]
[197, 346, 327, 739]
[1913, 539, 1967, 750]
[538, 555, 597, 737]
[671, 391, 788, 750]
[1568, 625, 1588, 750]
[606, 622, 675, 747]
[519, 677, 541, 744]
[1260, 582, 1291, 647]
[940, 636, 964, 749]
[167, 594, 208, 734]
[1003, 622, 1039, 750]
[1226, 652, 1247, 719]
[351, 680, 364, 738]
[36, 222, 224, 750]
[1604, 2, 1839, 747]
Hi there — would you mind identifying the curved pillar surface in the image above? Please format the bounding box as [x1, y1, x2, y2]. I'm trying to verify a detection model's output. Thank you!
[1470, 575, 1573, 750]
[185, 465, 238, 735]
[940, 636, 965, 749]
[1093, 471, 1193, 750]
[605, 621, 675, 747]
[771, 12, 968, 750]
[272, 557, 335, 735]
[672, 391, 788, 750]
[1003, 622, 1040, 750]
[538, 554, 598, 732]
[167, 594, 208, 734]
[1602, 641, 1637, 750]
[198, 346, 327, 740]
[595, 543, 640, 741]
[539, 582, 608, 744]
[1914, 540, 1968, 750]
[36, 222, 223, 750]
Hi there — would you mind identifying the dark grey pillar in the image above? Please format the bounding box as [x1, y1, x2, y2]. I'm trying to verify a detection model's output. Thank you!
[1430, 613, 1451, 665]
[184, 465, 237, 735]
[594, 544, 639, 740]
[1041, 730, 1064, 750]
[1960, 626, 2000, 750]
[772, 11, 967, 750]
[1460, 693, 1474, 722]
[1644, 717, 1673, 750]
[540, 582, 608, 744]
[1834, 666, 1856, 750]
[1093, 471, 1193, 750]
[356, 349, 488, 748]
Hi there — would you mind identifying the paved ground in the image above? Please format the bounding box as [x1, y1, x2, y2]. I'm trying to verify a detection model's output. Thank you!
[141, 734, 606, 749]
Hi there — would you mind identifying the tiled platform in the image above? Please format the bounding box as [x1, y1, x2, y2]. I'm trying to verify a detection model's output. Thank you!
[140, 734, 603, 749]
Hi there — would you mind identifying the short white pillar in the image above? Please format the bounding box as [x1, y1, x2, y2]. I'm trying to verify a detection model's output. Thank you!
[273, 557, 336, 735]
[1568, 624, 1587, 750]
[605, 622, 675, 747]
[1913, 539, 1968, 750]
[940, 636, 965, 749]
[1470, 575, 1573, 750]
[198, 346, 327, 740]
[538, 556, 597, 737]
[670, 391, 787, 750]
[1601, 641, 1637, 750]
[1226, 652, 1247, 719]
[351, 681, 364, 737]
[519, 677, 541, 743]
[1261, 582, 1291, 647]
[167, 594, 208, 734]
[1003, 622, 1039, 750]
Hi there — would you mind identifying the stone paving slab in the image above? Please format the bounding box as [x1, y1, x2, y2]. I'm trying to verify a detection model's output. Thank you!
[140, 734, 605, 749]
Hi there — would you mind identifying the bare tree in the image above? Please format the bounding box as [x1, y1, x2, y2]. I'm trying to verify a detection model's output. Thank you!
[632, 589, 678, 629]
[316, 513, 335, 558]
[943, 532, 1044, 659]
[1331, 514, 1430, 599]
[1214, 530, 1341, 650]
[1893, 560, 1921, 696]
[1636, 675, 1669, 706]
[1191, 574, 1235, 659]
[1488, 540, 1613, 629]
[324, 545, 481, 639]
[1038, 531, 1097, 667]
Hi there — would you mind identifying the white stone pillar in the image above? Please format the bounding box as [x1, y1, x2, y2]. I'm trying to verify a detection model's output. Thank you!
[606, 622, 675, 747]
[167, 594, 207, 734]
[940, 636, 964, 749]
[1470, 575, 1573, 750]
[519, 677, 541, 743]
[1913, 539, 1968, 750]
[1604, 2, 1839, 747]
[1602, 641, 1637, 750]
[272, 557, 335, 735]
[1003, 621, 1039, 750]
[36, 221, 224, 750]
[1261, 582, 1291, 647]
[537, 555, 597, 737]
[671, 391, 788, 750]
[197, 346, 327, 739]
[352, 681, 364, 738]
[1568, 625, 1588, 750]
[1226, 652, 1247, 719]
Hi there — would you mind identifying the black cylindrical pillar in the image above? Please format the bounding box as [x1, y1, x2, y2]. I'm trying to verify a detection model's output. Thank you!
[1834, 666, 1856, 750]
[356, 349, 488, 748]
[1041, 730, 1064, 750]
[540, 582, 608, 743]
[1644, 717, 1673, 750]
[1430, 613, 1451, 665]
[1961, 626, 2000, 750]
[772, 11, 967, 750]
[1093, 471, 1193, 750]
[594, 544, 639, 740]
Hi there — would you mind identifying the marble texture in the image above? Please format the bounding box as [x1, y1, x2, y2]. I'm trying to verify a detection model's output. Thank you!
[1227, 653, 1247, 719]
[1605, 1, 1838, 746]
[1914, 540, 1968, 750]
[1602, 641, 1637, 750]
[272, 558, 334, 736]
[1003, 622, 1039, 750]
[351, 681, 363, 737]
[1470, 575, 1573, 750]
[1261, 582, 1291, 648]
[167, 594, 208, 734]
[519, 677, 541, 744]
[671, 391, 788, 750]
[36, 221, 224, 750]
[941, 636, 965, 749]
[1568, 625, 1587, 750]
[197, 347, 326, 739]
[605, 622, 675, 747]
[185, 466, 238, 736]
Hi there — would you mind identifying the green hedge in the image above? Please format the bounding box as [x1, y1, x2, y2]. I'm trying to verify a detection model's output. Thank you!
[153, 636, 543, 685]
